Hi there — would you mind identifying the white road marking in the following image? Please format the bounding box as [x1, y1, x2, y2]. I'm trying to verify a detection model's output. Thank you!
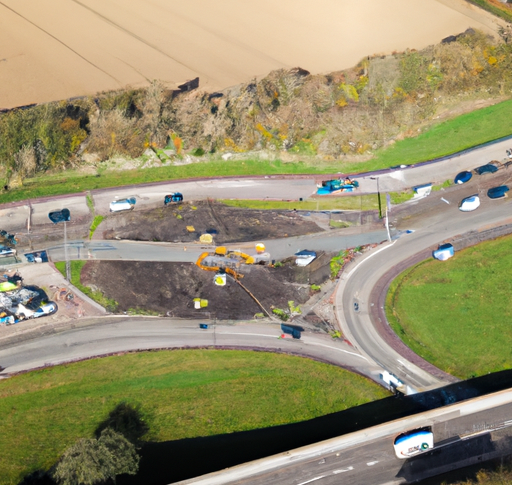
[366, 461, 379, 466]
[219, 332, 277, 338]
[440, 197, 450, 204]
[304, 341, 368, 360]
[332, 466, 353, 474]
[297, 476, 326, 485]
[345, 240, 397, 280]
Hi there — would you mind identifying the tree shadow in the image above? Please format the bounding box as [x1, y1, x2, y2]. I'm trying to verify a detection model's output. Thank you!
[95, 402, 149, 445]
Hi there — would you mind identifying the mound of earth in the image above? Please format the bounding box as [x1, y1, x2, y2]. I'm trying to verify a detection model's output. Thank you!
[81, 260, 317, 320]
[101, 200, 323, 244]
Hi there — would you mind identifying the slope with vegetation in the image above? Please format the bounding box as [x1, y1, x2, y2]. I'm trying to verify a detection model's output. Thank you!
[1, 29, 512, 198]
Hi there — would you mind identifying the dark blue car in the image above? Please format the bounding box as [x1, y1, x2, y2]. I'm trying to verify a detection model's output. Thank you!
[474, 164, 498, 175]
[487, 185, 509, 199]
[454, 171, 472, 184]
[48, 209, 71, 223]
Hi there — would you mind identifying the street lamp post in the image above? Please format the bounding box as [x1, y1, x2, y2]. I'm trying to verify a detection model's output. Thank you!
[370, 177, 382, 219]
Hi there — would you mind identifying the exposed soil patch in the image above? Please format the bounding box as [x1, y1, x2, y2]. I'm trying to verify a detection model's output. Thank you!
[81, 260, 319, 320]
[100, 200, 323, 244]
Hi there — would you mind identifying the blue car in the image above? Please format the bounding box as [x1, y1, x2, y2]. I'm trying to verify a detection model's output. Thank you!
[164, 192, 183, 205]
[487, 185, 509, 199]
[454, 171, 472, 184]
[474, 164, 498, 175]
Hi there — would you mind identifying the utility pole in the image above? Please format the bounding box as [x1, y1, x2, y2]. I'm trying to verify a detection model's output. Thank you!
[370, 177, 382, 219]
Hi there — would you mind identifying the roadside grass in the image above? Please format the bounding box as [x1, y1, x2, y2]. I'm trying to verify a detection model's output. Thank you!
[88, 215, 104, 239]
[0, 349, 390, 484]
[0, 99, 511, 205]
[386, 234, 512, 379]
[219, 196, 379, 211]
[55, 260, 117, 311]
[360, 99, 512, 171]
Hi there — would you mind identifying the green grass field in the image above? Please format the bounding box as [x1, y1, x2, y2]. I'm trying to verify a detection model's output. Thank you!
[0, 350, 389, 484]
[386, 234, 512, 379]
[1, 98, 511, 205]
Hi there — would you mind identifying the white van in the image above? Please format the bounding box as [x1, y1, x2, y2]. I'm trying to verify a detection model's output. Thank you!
[109, 197, 136, 212]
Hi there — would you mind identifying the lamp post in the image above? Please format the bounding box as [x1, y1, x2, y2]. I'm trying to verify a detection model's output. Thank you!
[370, 177, 382, 219]
[48, 209, 71, 281]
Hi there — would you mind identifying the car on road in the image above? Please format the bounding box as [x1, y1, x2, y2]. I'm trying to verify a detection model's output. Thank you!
[48, 208, 71, 224]
[109, 197, 136, 212]
[454, 171, 472, 184]
[394, 428, 434, 459]
[474, 163, 498, 175]
[32, 302, 58, 319]
[459, 195, 480, 212]
[487, 185, 509, 199]
[0, 245, 16, 258]
[164, 192, 183, 205]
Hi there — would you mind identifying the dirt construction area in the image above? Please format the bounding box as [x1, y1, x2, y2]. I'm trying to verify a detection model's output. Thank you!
[99, 200, 325, 243]
[84, 201, 337, 321]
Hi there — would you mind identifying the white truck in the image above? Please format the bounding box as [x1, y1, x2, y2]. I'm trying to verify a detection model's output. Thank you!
[393, 428, 434, 459]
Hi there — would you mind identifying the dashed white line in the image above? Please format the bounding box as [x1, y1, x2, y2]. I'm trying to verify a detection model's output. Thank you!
[366, 461, 379, 466]
[297, 476, 326, 485]
[332, 466, 354, 474]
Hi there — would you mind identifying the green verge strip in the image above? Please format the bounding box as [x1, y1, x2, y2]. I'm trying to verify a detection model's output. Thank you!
[0, 350, 390, 484]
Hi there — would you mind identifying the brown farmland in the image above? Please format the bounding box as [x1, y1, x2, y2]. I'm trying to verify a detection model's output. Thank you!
[0, 0, 503, 109]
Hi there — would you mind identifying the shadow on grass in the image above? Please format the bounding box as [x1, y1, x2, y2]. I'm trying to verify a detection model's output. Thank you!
[19, 370, 512, 485]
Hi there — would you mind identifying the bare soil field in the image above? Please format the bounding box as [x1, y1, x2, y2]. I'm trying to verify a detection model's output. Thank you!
[100, 200, 324, 244]
[86, 200, 335, 320]
[81, 259, 320, 321]
[0, 0, 504, 109]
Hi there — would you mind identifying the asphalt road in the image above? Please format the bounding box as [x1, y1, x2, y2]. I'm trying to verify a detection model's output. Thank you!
[337, 177, 512, 393]
[2, 137, 512, 485]
[178, 390, 512, 485]
[0, 318, 378, 379]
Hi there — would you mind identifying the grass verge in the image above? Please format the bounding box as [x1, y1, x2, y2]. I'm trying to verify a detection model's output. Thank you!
[0, 98, 511, 205]
[0, 349, 390, 484]
[89, 215, 104, 239]
[55, 260, 117, 312]
[220, 196, 379, 211]
[386, 234, 512, 379]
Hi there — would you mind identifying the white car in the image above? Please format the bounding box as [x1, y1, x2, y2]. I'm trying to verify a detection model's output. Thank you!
[109, 197, 136, 212]
[32, 302, 58, 318]
[459, 195, 480, 212]
[0, 245, 16, 258]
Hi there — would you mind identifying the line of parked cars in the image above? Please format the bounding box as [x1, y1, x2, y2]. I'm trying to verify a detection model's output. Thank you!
[455, 162, 509, 212]
[109, 193, 183, 212]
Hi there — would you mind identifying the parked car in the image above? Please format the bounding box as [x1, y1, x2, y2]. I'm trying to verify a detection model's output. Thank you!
[459, 194, 480, 212]
[474, 163, 498, 175]
[487, 185, 509, 199]
[109, 197, 136, 212]
[48, 208, 71, 223]
[454, 171, 472, 184]
[0, 245, 16, 258]
[164, 192, 183, 205]
[32, 302, 58, 319]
